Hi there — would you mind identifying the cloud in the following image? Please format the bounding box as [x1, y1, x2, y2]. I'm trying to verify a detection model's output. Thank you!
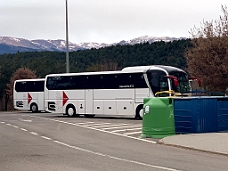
[1, 0, 227, 43]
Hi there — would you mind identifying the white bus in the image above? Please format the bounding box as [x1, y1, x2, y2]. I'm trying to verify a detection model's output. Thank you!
[13, 78, 45, 112]
[44, 65, 191, 119]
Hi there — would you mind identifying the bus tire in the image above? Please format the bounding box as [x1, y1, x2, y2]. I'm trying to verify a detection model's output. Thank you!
[135, 104, 143, 120]
[66, 104, 76, 117]
[31, 103, 38, 113]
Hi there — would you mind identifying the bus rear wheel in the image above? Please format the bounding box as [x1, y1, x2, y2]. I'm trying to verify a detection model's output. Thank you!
[135, 105, 143, 120]
[66, 105, 76, 117]
[31, 103, 38, 113]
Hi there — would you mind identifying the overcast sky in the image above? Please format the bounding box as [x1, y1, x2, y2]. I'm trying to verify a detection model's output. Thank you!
[1, 0, 228, 44]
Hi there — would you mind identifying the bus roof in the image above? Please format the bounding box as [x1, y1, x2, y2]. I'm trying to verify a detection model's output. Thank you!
[15, 78, 45, 82]
[122, 65, 186, 73]
[46, 70, 144, 78]
[46, 65, 186, 78]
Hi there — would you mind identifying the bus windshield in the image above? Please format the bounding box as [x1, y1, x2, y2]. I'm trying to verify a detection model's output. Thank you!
[146, 70, 191, 95]
[146, 70, 169, 94]
[169, 71, 190, 93]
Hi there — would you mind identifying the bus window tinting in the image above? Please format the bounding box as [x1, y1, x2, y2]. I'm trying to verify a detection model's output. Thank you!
[15, 81, 44, 92]
[46, 73, 148, 90]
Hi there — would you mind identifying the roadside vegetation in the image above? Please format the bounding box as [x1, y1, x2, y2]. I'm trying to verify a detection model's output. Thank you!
[185, 5, 228, 92]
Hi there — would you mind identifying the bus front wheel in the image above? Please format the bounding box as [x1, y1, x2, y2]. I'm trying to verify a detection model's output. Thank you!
[66, 104, 76, 117]
[31, 103, 38, 113]
[135, 105, 143, 120]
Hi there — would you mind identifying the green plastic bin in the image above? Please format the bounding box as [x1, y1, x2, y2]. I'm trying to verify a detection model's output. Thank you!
[141, 97, 175, 138]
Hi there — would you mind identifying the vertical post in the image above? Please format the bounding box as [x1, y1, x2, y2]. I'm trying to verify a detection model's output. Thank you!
[66, 0, 70, 73]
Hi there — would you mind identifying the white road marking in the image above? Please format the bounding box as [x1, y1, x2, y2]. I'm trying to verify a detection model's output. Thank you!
[89, 123, 126, 128]
[30, 132, 38, 136]
[26, 115, 157, 144]
[41, 136, 52, 140]
[64, 122, 76, 126]
[107, 155, 182, 171]
[2, 118, 174, 170]
[13, 125, 19, 129]
[76, 122, 95, 125]
[111, 127, 141, 133]
[52, 120, 69, 124]
[1, 121, 5, 124]
[98, 123, 130, 129]
[19, 118, 32, 122]
[53, 139, 181, 171]
[20, 128, 28, 131]
[85, 123, 112, 127]
[124, 131, 142, 135]
[102, 124, 141, 130]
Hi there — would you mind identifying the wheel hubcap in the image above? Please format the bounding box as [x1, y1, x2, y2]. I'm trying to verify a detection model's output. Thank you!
[32, 105, 37, 111]
[139, 108, 144, 118]
[68, 108, 74, 116]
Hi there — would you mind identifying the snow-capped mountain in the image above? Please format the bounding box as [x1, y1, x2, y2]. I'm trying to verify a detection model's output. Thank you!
[0, 36, 186, 54]
[117, 35, 186, 45]
[0, 37, 84, 52]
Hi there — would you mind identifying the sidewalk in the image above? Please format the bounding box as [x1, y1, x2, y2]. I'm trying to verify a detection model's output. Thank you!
[159, 132, 228, 156]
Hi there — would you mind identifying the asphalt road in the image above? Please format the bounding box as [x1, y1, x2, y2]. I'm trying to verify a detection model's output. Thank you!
[1, 111, 228, 171]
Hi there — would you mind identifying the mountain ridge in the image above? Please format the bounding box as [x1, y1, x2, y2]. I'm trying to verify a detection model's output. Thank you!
[0, 36, 187, 54]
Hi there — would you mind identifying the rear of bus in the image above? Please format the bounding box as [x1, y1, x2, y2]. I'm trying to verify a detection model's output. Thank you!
[13, 79, 45, 112]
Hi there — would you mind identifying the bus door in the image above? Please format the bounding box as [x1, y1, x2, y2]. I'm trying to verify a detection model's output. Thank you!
[37, 92, 44, 111]
[85, 89, 93, 114]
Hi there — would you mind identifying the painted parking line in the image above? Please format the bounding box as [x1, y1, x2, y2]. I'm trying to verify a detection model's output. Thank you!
[85, 123, 112, 127]
[111, 127, 141, 133]
[102, 124, 141, 130]
[26, 115, 157, 144]
[124, 131, 142, 135]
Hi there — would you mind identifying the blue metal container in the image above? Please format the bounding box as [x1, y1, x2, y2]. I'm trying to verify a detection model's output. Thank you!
[173, 97, 228, 134]
[217, 98, 228, 131]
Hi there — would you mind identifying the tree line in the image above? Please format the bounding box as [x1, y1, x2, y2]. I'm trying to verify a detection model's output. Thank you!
[0, 39, 191, 110]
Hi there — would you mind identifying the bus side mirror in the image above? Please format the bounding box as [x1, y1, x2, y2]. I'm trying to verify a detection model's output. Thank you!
[165, 76, 179, 87]
[189, 76, 201, 87]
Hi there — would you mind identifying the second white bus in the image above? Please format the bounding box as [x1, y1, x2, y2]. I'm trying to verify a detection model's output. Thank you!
[44, 65, 191, 119]
[13, 78, 45, 112]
